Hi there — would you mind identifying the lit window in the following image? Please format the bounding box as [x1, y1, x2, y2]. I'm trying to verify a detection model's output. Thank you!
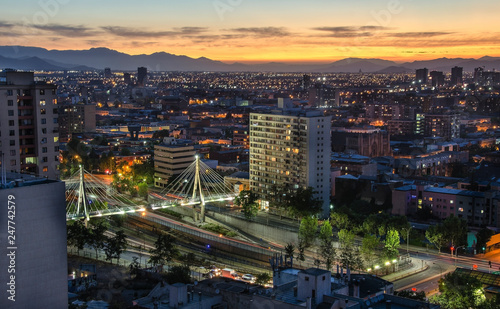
[429, 197, 433, 202]
[450, 200, 454, 204]
[459, 208, 464, 212]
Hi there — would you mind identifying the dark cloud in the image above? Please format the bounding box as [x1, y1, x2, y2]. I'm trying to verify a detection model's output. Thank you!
[0, 21, 14, 28]
[389, 32, 453, 38]
[311, 26, 389, 38]
[101, 26, 208, 38]
[31, 23, 96, 37]
[228, 27, 291, 38]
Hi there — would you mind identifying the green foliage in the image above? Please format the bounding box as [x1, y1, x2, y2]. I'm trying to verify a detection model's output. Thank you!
[104, 230, 128, 264]
[286, 187, 323, 217]
[361, 234, 380, 266]
[338, 229, 355, 248]
[384, 229, 400, 260]
[298, 216, 318, 248]
[431, 272, 487, 309]
[443, 216, 468, 248]
[426, 224, 447, 253]
[234, 190, 259, 220]
[284, 243, 295, 259]
[67, 220, 89, 253]
[319, 221, 333, 244]
[201, 224, 238, 237]
[330, 212, 350, 231]
[149, 234, 179, 267]
[297, 239, 306, 262]
[88, 220, 108, 258]
[164, 265, 191, 284]
[256, 273, 272, 286]
[158, 208, 183, 219]
[394, 290, 426, 301]
[138, 182, 149, 198]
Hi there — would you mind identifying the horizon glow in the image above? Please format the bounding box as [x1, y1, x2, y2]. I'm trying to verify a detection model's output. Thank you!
[1, 0, 499, 63]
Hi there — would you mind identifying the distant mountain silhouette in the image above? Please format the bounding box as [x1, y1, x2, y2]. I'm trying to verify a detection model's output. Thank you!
[0, 46, 499, 73]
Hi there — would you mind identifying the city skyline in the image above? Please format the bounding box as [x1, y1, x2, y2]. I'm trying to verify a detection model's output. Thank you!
[2, 0, 500, 63]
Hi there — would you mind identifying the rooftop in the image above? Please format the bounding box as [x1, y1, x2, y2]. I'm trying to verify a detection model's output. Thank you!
[0, 172, 58, 190]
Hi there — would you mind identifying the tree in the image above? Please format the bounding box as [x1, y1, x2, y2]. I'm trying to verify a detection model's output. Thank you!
[443, 216, 468, 248]
[149, 234, 179, 267]
[337, 228, 363, 270]
[361, 234, 380, 266]
[319, 221, 333, 244]
[164, 265, 191, 284]
[137, 182, 149, 199]
[318, 221, 335, 270]
[284, 243, 295, 260]
[88, 220, 108, 259]
[234, 190, 259, 220]
[256, 273, 272, 286]
[298, 216, 318, 248]
[330, 212, 350, 231]
[67, 220, 89, 255]
[394, 290, 426, 301]
[475, 228, 494, 253]
[104, 230, 127, 264]
[286, 187, 322, 217]
[426, 224, 447, 253]
[384, 229, 400, 260]
[430, 272, 487, 309]
[297, 239, 306, 264]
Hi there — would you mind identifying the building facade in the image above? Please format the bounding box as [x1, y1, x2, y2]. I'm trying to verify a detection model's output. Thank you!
[249, 110, 331, 216]
[0, 71, 59, 179]
[58, 103, 96, 143]
[331, 127, 392, 157]
[154, 137, 196, 188]
[0, 173, 67, 308]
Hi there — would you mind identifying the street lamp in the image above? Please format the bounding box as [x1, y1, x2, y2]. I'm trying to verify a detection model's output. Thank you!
[433, 262, 443, 278]
[406, 225, 415, 253]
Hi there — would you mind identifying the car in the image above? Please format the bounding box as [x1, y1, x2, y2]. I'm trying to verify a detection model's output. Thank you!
[241, 274, 255, 283]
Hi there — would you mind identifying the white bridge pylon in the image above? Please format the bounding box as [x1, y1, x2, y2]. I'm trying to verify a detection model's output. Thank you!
[151, 156, 236, 222]
[65, 166, 146, 222]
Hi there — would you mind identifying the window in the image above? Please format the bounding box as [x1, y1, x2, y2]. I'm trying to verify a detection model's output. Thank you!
[9, 120, 14, 126]
[9, 130, 15, 136]
[41, 128, 47, 134]
[39, 89, 45, 95]
[42, 167, 48, 172]
[7, 90, 13, 96]
[10, 150, 15, 156]
[10, 140, 15, 146]
[39, 99, 46, 106]
[41, 118, 46, 124]
[54, 146, 59, 152]
[40, 109, 46, 115]
[10, 160, 16, 166]
[8, 110, 14, 116]
[450, 200, 454, 204]
[53, 118, 58, 124]
[42, 157, 48, 163]
[7, 100, 13, 106]
[41, 138, 47, 144]
[42, 147, 47, 153]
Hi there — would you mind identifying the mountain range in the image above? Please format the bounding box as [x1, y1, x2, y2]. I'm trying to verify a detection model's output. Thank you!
[0, 46, 500, 73]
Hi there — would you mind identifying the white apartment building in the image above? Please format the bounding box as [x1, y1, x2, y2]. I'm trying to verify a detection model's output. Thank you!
[249, 110, 331, 217]
[0, 71, 59, 179]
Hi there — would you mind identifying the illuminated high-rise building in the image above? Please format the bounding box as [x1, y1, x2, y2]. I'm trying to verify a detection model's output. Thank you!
[249, 110, 331, 217]
[0, 70, 59, 179]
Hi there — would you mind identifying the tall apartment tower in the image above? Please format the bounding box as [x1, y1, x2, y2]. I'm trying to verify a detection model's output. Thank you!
[137, 67, 148, 86]
[104, 67, 112, 78]
[415, 68, 428, 84]
[249, 110, 331, 217]
[451, 66, 463, 86]
[0, 71, 59, 179]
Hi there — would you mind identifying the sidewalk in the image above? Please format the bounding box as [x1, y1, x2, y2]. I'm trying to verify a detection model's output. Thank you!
[381, 259, 428, 282]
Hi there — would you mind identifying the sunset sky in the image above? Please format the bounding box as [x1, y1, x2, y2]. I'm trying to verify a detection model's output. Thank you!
[2, 0, 500, 63]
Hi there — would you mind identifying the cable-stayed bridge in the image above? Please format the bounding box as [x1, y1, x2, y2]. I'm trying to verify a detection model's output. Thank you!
[65, 157, 236, 223]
